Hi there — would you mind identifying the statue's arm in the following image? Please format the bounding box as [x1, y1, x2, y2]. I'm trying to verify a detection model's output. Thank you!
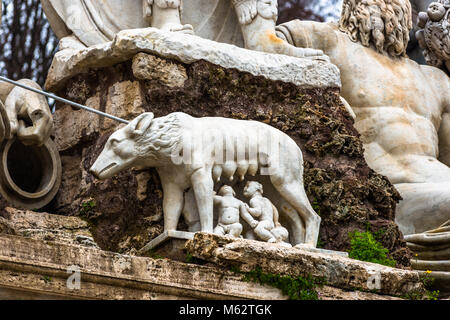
[240, 203, 258, 228]
[246, 204, 261, 218]
[213, 195, 222, 205]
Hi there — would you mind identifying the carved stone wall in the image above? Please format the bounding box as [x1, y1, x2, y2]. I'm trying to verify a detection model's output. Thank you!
[47, 49, 410, 266]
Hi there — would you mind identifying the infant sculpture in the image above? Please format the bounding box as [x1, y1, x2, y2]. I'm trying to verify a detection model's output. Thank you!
[90, 112, 321, 247]
[213, 182, 289, 243]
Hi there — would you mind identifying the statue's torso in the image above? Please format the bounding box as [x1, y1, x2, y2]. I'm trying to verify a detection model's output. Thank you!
[334, 32, 450, 184]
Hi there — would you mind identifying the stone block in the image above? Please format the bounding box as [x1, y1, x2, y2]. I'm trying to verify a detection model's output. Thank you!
[186, 233, 425, 297]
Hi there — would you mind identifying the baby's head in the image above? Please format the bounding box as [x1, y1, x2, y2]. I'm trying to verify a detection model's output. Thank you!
[243, 181, 263, 198]
[218, 185, 236, 197]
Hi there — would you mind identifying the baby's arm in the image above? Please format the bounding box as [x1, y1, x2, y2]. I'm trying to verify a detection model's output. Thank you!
[246, 200, 262, 218]
[240, 203, 258, 228]
[213, 195, 223, 206]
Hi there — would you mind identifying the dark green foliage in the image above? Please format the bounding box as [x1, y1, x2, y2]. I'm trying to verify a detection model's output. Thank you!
[402, 274, 440, 300]
[79, 198, 97, 217]
[311, 198, 321, 216]
[348, 231, 396, 267]
[185, 252, 205, 265]
[241, 267, 326, 300]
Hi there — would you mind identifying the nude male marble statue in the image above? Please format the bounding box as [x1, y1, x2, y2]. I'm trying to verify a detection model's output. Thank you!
[276, 0, 450, 235]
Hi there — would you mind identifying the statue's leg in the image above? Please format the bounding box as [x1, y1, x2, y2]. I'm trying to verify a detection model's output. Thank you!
[254, 221, 276, 242]
[214, 224, 226, 236]
[233, 0, 325, 59]
[229, 222, 243, 237]
[191, 166, 214, 233]
[278, 199, 305, 244]
[150, 0, 194, 34]
[162, 182, 185, 231]
[395, 182, 450, 235]
[182, 188, 201, 232]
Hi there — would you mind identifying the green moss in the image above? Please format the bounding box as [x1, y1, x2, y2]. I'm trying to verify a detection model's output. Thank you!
[311, 198, 321, 216]
[235, 267, 325, 300]
[79, 198, 97, 217]
[142, 250, 165, 260]
[348, 231, 396, 267]
[316, 238, 325, 249]
[185, 252, 204, 265]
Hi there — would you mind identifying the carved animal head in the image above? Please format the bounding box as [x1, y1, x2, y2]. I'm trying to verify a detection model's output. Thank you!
[416, 0, 450, 70]
[90, 113, 155, 179]
[339, 0, 413, 58]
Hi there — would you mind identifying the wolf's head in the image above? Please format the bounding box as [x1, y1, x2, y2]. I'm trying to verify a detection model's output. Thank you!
[90, 113, 155, 179]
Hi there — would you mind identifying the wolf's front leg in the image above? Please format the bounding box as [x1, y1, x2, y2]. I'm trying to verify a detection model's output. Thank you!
[191, 167, 214, 233]
[162, 182, 184, 231]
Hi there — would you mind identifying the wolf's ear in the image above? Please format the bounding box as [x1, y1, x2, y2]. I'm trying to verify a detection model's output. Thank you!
[128, 112, 154, 136]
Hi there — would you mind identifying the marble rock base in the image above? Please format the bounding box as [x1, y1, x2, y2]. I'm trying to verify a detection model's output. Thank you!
[186, 233, 424, 297]
[405, 222, 450, 294]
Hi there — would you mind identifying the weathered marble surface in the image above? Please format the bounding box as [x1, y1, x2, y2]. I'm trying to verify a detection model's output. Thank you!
[406, 221, 450, 268]
[0, 232, 406, 300]
[0, 207, 97, 247]
[408, 0, 434, 64]
[45, 27, 338, 92]
[406, 221, 450, 293]
[41, 0, 325, 61]
[186, 233, 424, 297]
[41, 0, 244, 48]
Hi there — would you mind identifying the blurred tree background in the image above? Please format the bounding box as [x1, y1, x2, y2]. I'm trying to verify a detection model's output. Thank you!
[0, 0, 59, 86]
[0, 0, 342, 87]
[278, 0, 341, 24]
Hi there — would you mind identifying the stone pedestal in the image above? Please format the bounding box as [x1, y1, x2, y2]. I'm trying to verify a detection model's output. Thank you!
[45, 28, 409, 267]
[0, 209, 413, 300]
[139, 230, 195, 261]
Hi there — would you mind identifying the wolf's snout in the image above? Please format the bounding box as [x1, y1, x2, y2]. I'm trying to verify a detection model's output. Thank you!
[89, 164, 101, 179]
[90, 159, 118, 180]
[89, 167, 99, 178]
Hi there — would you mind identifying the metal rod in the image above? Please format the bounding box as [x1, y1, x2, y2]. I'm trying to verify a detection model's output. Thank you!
[0, 76, 130, 124]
